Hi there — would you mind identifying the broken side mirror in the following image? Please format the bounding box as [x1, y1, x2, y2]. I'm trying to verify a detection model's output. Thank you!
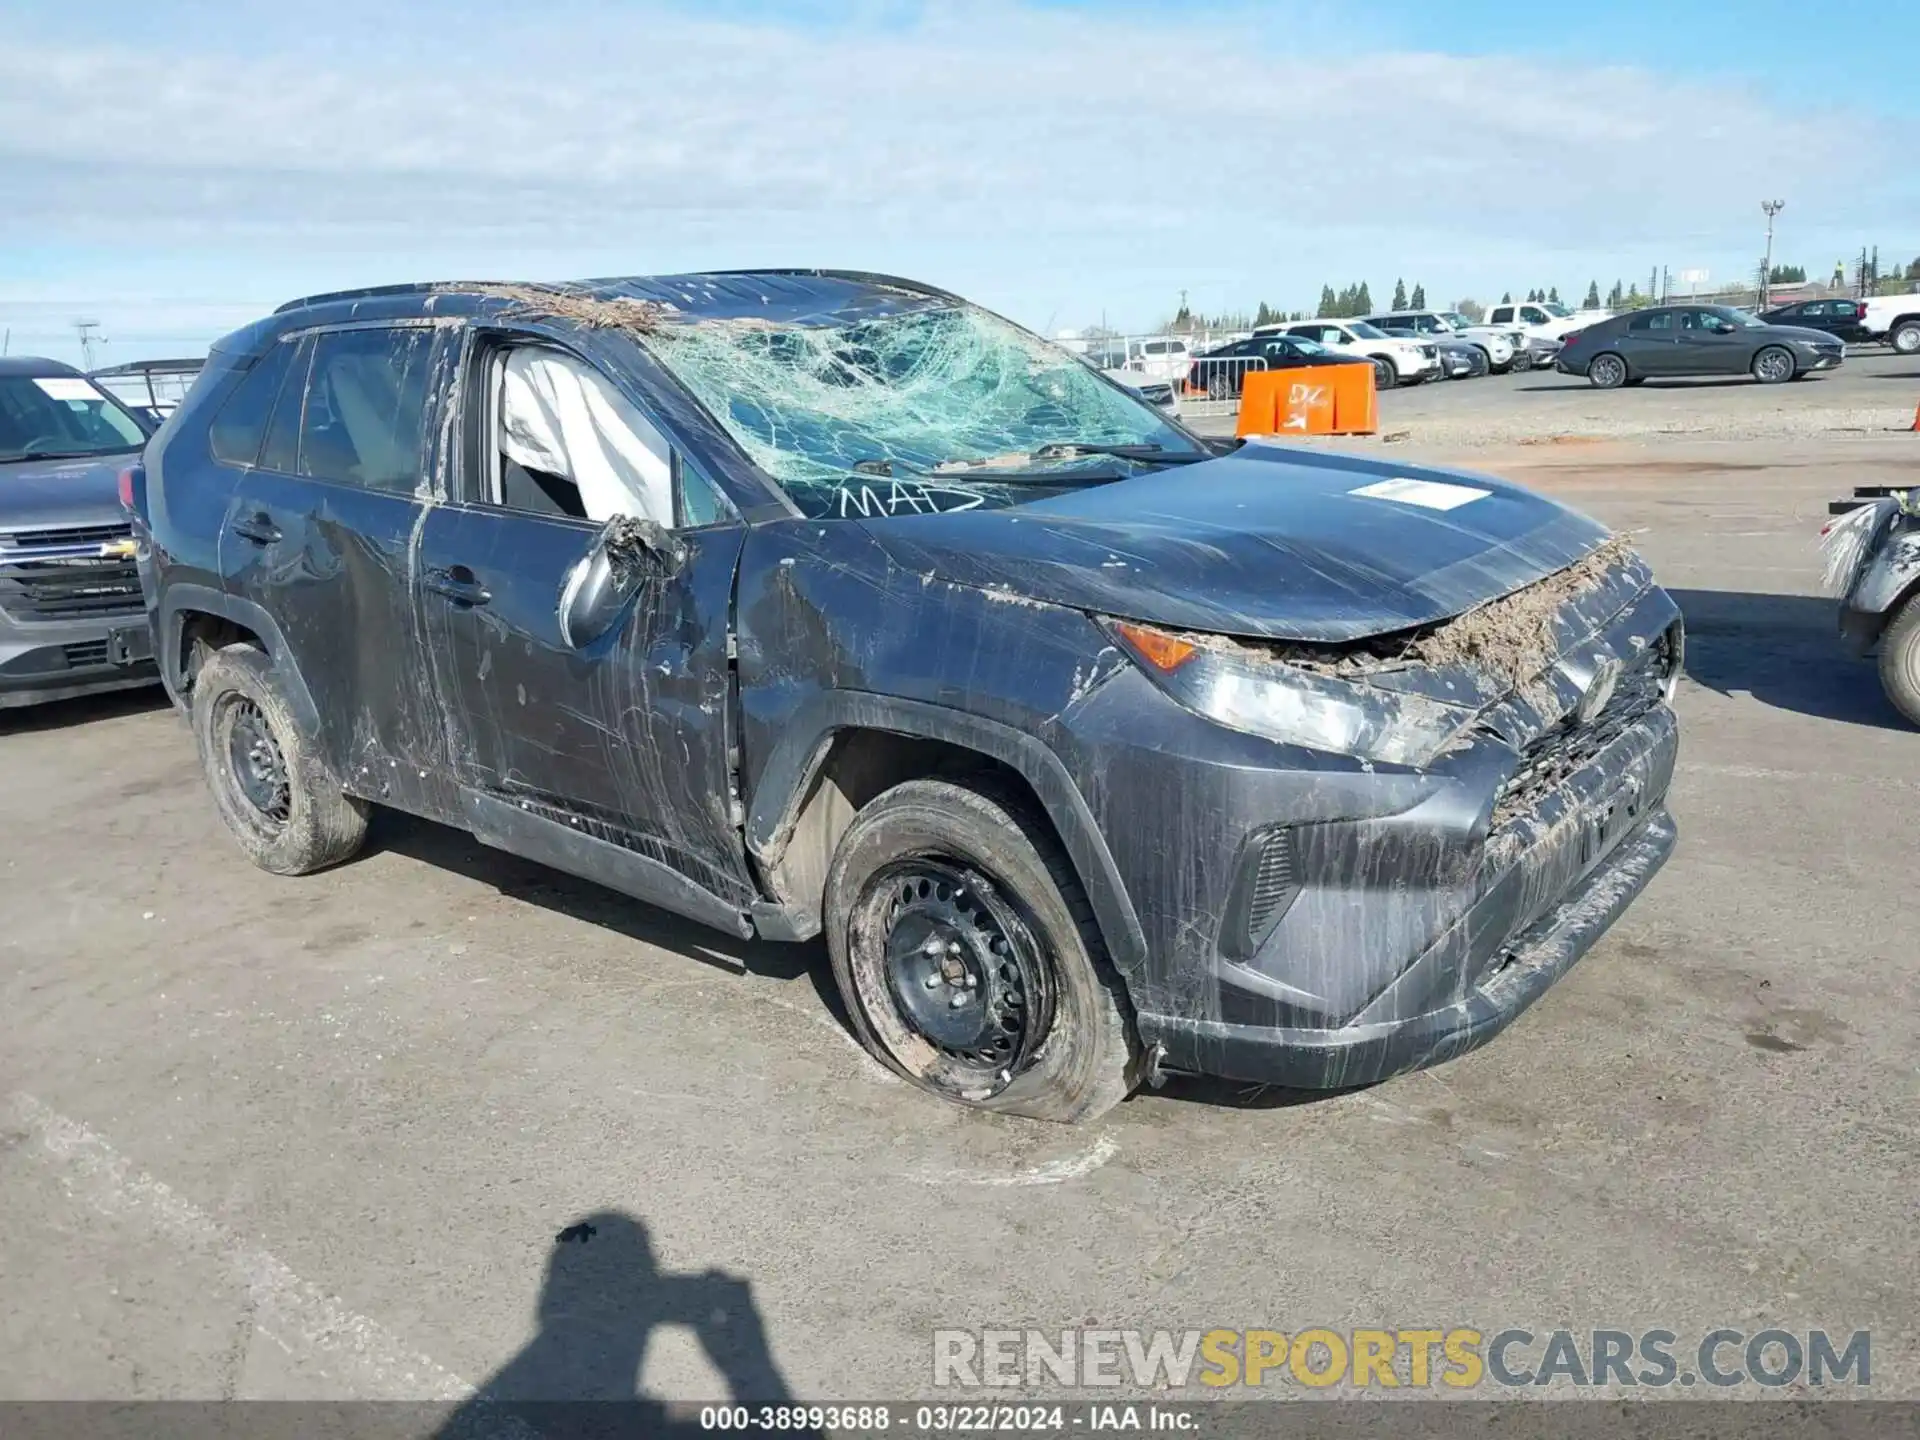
[557, 515, 689, 649]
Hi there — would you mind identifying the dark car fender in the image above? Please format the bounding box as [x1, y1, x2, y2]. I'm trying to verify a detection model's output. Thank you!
[156, 581, 323, 738]
[742, 690, 1151, 979]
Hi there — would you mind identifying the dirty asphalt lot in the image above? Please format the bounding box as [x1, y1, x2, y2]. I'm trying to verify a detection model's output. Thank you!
[3, 413, 1918, 1402]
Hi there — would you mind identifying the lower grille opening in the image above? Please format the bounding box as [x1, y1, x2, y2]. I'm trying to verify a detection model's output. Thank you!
[62, 640, 111, 669]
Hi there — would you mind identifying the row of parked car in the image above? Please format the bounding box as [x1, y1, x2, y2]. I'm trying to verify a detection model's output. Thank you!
[1095, 290, 1920, 403]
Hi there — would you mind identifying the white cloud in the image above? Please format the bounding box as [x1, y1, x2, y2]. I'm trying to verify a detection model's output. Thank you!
[1, 0, 1911, 354]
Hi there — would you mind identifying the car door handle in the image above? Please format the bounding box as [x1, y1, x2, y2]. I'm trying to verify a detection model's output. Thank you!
[230, 512, 281, 545]
[423, 565, 491, 607]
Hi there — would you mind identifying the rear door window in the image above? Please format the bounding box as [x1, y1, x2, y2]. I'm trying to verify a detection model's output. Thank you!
[208, 342, 297, 468]
[296, 327, 436, 494]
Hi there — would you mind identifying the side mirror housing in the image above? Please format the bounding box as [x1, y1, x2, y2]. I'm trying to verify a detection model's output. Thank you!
[557, 515, 689, 649]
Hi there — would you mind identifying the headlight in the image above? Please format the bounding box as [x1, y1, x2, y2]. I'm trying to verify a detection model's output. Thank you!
[1107, 619, 1468, 767]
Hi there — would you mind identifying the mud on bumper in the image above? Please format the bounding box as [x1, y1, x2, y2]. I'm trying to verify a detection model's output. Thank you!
[1144, 805, 1675, 1089]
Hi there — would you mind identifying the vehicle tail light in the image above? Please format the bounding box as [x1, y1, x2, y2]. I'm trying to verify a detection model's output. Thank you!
[1856, 303, 1868, 319]
[1562, 331, 1581, 346]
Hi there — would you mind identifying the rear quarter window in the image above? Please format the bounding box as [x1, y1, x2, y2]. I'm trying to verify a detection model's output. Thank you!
[207, 342, 297, 467]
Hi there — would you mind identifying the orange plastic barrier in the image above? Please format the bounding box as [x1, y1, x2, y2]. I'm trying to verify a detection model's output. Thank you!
[1235, 363, 1378, 437]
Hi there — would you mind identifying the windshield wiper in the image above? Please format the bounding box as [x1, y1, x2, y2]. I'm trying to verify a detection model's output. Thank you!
[1026, 441, 1206, 466]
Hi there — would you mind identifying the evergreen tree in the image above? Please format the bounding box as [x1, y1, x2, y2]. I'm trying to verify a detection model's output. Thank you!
[1391, 278, 1408, 310]
[1584, 280, 1601, 309]
[1318, 285, 1337, 318]
[1254, 302, 1273, 327]
[1355, 281, 1373, 314]
[1606, 280, 1624, 307]
[1410, 283, 1426, 309]
[1501, 291, 1513, 304]
[1548, 286, 1561, 304]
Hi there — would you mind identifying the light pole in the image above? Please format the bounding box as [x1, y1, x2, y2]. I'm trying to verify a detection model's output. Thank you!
[1760, 199, 1785, 307]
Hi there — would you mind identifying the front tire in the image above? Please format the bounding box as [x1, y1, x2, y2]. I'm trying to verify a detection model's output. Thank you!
[190, 643, 369, 875]
[1878, 593, 1920, 728]
[1891, 321, 1920, 356]
[1371, 356, 1398, 390]
[1509, 349, 1534, 373]
[1752, 345, 1796, 384]
[1587, 352, 1628, 388]
[824, 779, 1140, 1122]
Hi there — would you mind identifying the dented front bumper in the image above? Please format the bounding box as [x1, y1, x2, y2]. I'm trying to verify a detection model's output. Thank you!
[1060, 582, 1682, 1091]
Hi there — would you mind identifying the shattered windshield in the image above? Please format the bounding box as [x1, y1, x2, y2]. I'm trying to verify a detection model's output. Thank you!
[643, 300, 1201, 520]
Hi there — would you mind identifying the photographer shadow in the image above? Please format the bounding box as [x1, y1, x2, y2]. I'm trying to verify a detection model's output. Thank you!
[437, 1211, 818, 1439]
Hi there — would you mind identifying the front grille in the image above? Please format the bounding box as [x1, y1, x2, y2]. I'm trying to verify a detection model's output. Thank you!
[62, 640, 110, 668]
[0, 523, 143, 621]
[1491, 636, 1674, 827]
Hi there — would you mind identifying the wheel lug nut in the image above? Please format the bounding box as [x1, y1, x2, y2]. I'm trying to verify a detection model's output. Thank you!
[948, 993, 968, 1008]
[963, 974, 977, 988]
[924, 974, 941, 989]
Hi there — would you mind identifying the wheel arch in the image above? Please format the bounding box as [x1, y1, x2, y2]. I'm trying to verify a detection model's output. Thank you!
[158, 584, 321, 738]
[744, 694, 1149, 981]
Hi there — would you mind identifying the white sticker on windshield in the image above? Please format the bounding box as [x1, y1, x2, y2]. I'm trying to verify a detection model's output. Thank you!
[32, 377, 101, 402]
[1349, 477, 1491, 511]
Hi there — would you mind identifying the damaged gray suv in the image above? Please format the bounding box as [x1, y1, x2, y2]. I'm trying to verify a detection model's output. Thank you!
[133, 272, 1681, 1122]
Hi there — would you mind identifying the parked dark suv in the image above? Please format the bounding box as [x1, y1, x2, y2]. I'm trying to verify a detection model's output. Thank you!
[2, 357, 157, 708]
[135, 272, 1681, 1121]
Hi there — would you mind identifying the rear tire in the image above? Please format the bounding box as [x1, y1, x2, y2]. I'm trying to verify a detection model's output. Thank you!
[191, 643, 369, 875]
[1878, 593, 1920, 728]
[824, 778, 1140, 1123]
[1752, 345, 1796, 384]
[1587, 352, 1628, 388]
[1891, 321, 1920, 356]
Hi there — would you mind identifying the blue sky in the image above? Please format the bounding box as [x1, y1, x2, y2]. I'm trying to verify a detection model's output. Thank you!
[2, 0, 1914, 364]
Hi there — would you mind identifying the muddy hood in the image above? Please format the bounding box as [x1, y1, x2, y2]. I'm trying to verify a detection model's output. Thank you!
[860, 443, 1614, 642]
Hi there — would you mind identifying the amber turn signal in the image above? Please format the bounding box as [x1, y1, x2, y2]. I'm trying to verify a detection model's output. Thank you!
[1113, 620, 1198, 673]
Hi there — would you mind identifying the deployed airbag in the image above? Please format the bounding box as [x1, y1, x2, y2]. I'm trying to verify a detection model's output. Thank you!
[500, 349, 673, 526]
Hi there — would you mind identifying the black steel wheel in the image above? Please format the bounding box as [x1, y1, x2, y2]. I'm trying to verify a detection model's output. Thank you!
[191, 642, 369, 875]
[219, 694, 292, 828]
[873, 859, 1054, 1079]
[825, 778, 1140, 1122]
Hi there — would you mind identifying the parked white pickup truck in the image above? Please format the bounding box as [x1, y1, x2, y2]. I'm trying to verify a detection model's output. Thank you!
[1861, 292, 1920, 354]
[1485, 299, 1594, 340]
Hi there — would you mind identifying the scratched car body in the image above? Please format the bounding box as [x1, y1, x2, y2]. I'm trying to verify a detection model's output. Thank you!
[133, 271, 1682, 1122]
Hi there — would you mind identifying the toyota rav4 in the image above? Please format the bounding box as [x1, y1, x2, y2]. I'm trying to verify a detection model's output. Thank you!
[133, 272, 1681, 1122]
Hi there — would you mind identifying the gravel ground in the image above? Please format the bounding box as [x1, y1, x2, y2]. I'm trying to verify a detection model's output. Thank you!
[1187, 348, 1920, 448]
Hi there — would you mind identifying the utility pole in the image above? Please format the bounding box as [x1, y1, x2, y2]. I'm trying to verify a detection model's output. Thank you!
[73, 319, 104, 371]
[1650, 266, 1659, 305]
[1760, 199, 1785, 308]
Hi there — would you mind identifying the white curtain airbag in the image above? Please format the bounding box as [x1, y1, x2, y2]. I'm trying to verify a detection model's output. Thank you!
[499, 349, 673, 525]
